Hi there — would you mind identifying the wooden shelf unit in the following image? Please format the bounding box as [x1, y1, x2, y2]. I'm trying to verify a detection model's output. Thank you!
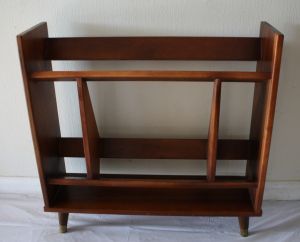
[17, 22, 283, 237]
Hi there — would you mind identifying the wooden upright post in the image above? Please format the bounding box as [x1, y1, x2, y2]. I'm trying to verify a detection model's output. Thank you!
[77, 78, 100, 178]
[207, 79, 222, 181]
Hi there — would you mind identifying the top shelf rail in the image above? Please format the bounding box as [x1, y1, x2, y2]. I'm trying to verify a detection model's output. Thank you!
[31, 70, 271, 82]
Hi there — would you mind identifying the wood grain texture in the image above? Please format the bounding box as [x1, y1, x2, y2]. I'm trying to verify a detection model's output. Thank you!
[207, 79, 221, 181]
[77, 78, 100, 178]
[45, 37, 260, 61]
[31, 70, 270, 82]
[17, 22, 65, 207]
[252, 22, 284, 211]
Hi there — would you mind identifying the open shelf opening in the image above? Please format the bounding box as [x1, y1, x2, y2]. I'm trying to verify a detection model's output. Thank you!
[46, 186, 259, 216]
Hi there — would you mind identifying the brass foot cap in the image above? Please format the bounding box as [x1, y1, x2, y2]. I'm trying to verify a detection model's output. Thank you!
[240, 229, 248, 237]
[59, 225, 67, 233]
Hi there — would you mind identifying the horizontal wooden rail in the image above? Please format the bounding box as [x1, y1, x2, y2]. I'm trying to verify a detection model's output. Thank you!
[31, 71, 270, 82]
[47, 174, 257, 189]
[45, 37, 261, 61]
[57, 138, 257, 160]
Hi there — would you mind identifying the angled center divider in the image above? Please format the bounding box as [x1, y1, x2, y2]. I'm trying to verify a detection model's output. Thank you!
[207, 79, 222, 181]
[77, 78, 100, 179]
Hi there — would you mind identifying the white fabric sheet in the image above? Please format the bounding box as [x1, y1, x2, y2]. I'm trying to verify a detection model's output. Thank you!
[1, 192, 300, 242]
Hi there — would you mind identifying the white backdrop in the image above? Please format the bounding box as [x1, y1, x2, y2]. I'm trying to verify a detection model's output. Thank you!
[0, 1, 299, 188]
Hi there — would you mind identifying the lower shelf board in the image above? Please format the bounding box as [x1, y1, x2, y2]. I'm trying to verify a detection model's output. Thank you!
[45, 186, 261, 216]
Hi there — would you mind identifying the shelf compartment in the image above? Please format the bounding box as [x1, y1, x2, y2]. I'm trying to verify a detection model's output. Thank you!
[58, 138, 257, 160]
[47, 174, 257, 189]
[45, 186, 259, 216]
[31, 70, 270, 82]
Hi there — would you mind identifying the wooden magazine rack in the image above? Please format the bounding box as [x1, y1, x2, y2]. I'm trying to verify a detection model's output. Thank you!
[17, 22, 283, 236]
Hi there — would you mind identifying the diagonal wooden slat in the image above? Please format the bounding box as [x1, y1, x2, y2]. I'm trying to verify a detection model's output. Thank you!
[77, 78, 100, 178]
[207, 79, 222, 181]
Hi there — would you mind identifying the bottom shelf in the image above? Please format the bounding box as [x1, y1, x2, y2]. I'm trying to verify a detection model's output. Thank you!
[46, 186, 261, 216]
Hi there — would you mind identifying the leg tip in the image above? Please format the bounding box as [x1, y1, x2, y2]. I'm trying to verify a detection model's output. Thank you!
[59, 225, 67, 233]
[240, 229, 248, 237]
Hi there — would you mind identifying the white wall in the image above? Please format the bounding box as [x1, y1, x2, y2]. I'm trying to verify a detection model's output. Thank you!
[0, 0, 299, 183]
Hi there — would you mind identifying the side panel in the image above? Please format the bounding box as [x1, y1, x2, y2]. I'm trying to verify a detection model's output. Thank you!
[17, 22, 65, 207]
[246, 22, 284, 211]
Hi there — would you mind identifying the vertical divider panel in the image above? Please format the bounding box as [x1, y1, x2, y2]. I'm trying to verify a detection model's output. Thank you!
[77, 78, 100, 179]
[207, 79, 222, 181]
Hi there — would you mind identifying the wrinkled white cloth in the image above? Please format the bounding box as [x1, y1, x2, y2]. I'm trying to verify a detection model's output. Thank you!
[0, 192, 300, 242]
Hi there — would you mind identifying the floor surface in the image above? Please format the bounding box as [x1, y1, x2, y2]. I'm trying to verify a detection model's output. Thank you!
[1, 192, 300, 242]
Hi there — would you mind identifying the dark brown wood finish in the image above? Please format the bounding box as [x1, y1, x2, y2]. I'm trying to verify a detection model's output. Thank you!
[17, 22, 65, 207]
[57, 138, 256, 160]
[207, 79, 221, 181]
[31, 70, 270, 82]
[45, 187, 260, 216]
[47, 175, 257, 189]
[46, 37, 260, 60]
[253, 23, 284, 211]
[18, 22, 283, 236]
[238, 216, 249, 237]
[246, 22, 284, 211]
[58, 212, 69, 233]
[77, 78, 100, 178]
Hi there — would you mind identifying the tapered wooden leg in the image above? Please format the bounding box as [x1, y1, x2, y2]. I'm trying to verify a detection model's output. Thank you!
[58, 212, 69, 233]
[238, 216, 249, 237]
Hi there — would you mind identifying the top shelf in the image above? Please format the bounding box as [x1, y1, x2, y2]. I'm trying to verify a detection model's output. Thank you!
[31, 70, 270, 82]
